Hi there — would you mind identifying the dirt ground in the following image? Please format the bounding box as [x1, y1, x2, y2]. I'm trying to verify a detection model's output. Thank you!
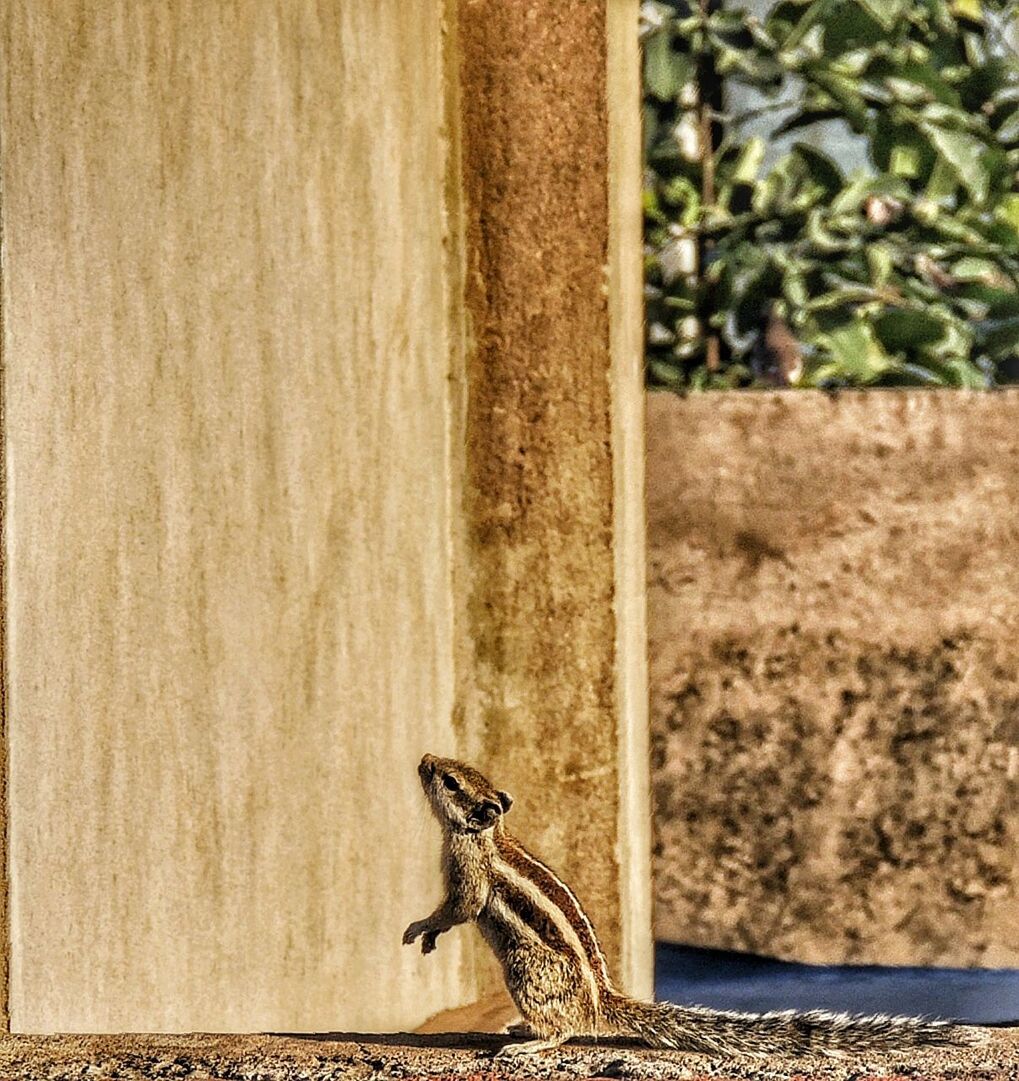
[647, 391, 1019, 968]
[1, 1028, 1016, 1081]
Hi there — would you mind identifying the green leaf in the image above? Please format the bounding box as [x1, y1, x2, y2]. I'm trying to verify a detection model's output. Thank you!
[857, 0, 908, 31]
[648, 359, 687, 388]
[951, 0, 983, 23]
[830, 171, 910, 213]
[792, 142, 845, 194]
[938, 359, 988, 388]
[886, 77, 934, 105]
[890, 142, 923, 177]
[781, 0, 837, 50]
[926, 126, 990, 203]
[867, 243, 895, 286]
[660, 176, 702, 226]
[644, 31, 693, 101]
[951, 256, 996, 281]
[997, 194, 1019, 231]
[873, 115, 935, 180]
[731, 137, 766, 185]
[819, 2, 886, 52]
[873, 308, 949, 350]
[817, 319, 897, 382]
[807, 69, 871, 130]
[925, 154, 959, 200]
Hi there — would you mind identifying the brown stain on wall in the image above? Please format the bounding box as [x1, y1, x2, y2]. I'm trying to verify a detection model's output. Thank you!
[455, 1, 625, 978]
[648, 390, 1019, 967]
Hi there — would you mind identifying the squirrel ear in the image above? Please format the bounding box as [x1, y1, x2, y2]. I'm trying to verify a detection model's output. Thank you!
[497, 790, 514, 813]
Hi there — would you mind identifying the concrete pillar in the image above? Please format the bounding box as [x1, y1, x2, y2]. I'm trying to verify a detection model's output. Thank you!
[0, 0, 649, 1031]
[451, 0, 651, 1001]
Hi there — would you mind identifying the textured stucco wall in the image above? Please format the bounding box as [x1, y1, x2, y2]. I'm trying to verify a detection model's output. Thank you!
[648, 390, 1019, 968]
[0, 0, 650, 1033]
[0, 0, 465, 1033]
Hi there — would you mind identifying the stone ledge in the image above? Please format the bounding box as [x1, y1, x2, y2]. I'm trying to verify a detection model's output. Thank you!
[0, 1029, 1016, 1081]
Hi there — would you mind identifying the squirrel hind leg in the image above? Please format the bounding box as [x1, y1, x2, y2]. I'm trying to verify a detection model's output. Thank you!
[496, 1013, 577, 1057]
[495, 1035, 568, 1058]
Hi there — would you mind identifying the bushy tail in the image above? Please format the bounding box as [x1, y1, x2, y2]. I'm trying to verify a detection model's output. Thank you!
[600, 991, 985, 1058]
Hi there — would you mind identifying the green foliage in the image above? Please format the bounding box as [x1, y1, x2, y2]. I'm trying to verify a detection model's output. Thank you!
[644, 0, 1019, 388]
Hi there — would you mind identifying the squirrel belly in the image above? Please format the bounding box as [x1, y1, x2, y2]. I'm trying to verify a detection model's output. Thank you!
[405, 755, 984, 1058]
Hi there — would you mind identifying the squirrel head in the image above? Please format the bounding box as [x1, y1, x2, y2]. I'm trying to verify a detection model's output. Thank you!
[417, 754, 514, 835]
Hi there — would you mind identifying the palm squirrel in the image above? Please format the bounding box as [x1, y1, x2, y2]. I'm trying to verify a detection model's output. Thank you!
[403, 753, 983, 1058]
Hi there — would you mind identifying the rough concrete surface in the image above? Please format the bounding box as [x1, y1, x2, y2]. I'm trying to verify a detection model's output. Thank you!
[0, 0, 651, 1036]
[0, 0, 466, 1033]
[455, 0, 651, 998]
[1, 1030, 1017, 1081]
[647, 391, 1019, 968]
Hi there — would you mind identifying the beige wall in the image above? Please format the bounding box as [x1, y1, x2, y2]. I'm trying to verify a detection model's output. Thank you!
[0, 0, 649, 1033]
[648, 390, 1019, 968]
[1, 0, 464, 1033]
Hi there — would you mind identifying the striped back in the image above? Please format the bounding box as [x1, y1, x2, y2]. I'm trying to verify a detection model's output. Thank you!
[493, 832, 612, 989]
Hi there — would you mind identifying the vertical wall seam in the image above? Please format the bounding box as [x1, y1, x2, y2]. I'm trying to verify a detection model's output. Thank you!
[439, 0, 483, 1002]
[606, 0, 654, 999]
[0, 28, 11, 1027]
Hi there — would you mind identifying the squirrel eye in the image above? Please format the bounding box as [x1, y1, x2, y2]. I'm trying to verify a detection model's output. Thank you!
[442, 774, 460, 792]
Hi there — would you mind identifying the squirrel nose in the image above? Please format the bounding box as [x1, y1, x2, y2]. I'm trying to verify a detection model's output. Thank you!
[476, 801, 500, 826]
[419, 754, 436, 779]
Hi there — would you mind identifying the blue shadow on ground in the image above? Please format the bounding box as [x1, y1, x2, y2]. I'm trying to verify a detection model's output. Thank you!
[655, 943, 1019, 1025]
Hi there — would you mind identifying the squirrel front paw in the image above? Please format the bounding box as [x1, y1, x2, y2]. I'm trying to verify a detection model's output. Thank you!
[402, 920, 426, 945]
[403, 920, 440, 954]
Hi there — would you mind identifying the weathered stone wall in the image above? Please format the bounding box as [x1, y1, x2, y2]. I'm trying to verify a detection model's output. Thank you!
[0, 0, 649, 1033]
[453, 0, 652, 1001]
[648, 390, 1019, 968]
